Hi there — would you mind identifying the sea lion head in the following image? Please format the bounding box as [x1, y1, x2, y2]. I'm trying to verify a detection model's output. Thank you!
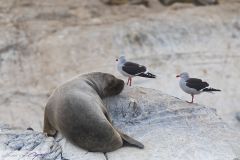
[102, 73, 124, 97]
[85, 72, 124, 98]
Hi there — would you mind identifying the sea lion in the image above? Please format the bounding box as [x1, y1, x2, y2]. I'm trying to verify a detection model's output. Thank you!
[43, 72, 144, 152]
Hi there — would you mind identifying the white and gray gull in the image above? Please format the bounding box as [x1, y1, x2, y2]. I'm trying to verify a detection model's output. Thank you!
[176, 72, 221, 103]
[116, 55, 156, 86]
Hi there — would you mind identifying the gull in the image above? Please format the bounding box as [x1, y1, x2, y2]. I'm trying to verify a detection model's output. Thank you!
[116, 55, 156, 86]
[176, 72, 221, 103]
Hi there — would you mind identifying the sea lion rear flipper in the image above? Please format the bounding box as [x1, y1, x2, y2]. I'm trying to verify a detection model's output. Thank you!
[103, 110, 144, 149]
[118, 130, 144, 149]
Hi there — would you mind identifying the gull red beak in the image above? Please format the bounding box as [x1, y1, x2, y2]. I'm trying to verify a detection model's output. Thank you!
[176, 75, 180, 78]
[116, 59, 118, 61]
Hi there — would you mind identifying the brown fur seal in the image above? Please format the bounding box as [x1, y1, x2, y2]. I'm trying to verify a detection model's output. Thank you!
[43, 72, 144, 152]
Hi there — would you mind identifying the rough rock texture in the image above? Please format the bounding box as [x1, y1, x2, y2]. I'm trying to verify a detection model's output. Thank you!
[0, 87, 240, 160]
[0, 124, 62, 160]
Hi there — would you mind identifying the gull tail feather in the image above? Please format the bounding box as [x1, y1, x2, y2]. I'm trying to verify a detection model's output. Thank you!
[203, 88, 221, 92]
[137, 72, 156, 78]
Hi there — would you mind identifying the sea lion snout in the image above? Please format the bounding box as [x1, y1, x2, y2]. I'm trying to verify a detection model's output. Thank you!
[212, 0, 219, 4]
[103, 77, 124, 96]
[114, 79, 124, 94]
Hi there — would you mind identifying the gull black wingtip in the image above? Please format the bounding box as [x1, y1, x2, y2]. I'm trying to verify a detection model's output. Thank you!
[203, 88, 221, 92]
[137, 72, 156, 78]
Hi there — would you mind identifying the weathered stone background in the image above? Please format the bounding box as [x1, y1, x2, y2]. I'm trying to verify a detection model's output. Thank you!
[0, 0, 240, 159]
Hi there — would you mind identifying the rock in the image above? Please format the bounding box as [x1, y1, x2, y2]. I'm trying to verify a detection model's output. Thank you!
[0, 124, 62, 160]
[0, 87, 240, 160]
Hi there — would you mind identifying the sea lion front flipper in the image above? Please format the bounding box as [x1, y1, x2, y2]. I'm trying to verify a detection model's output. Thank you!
[117, 130, 144, 149]
[43, 110, 57, 137]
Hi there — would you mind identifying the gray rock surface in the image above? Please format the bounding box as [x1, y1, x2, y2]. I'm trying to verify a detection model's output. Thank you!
[0, 124, 62, 160]
[0, 87, 240, 160]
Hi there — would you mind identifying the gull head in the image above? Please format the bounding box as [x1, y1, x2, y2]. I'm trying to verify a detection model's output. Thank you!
[176, 72, 189, 79]
[116, 55, 126, 63]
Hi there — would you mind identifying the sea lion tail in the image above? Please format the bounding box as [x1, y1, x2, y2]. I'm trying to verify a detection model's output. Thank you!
[119, 131, 144, 149]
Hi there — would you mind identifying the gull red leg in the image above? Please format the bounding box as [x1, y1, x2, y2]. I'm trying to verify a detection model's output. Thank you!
[127, 78, 130, 86]
[129, 77, 132, 86]
[187, 94, 194, 103]
[191, 95, 194, 103]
